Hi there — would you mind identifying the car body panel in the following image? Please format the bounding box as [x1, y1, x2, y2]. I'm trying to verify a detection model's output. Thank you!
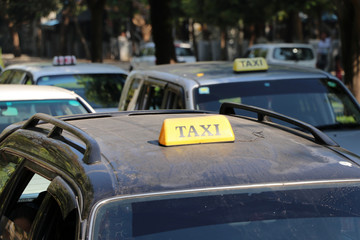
[326, 129, 360, 153]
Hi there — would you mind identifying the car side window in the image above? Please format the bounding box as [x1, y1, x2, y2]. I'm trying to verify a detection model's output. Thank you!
[0, 70, 14, 84]
[0, 154, 21, 195]
[6, 70, 26, 84]
[163, 87, 184, 109]
[246, 48, 268, 58]
[23, 73, 33, 85]
[0, 157, 50, 239]
[131, 80, 183, 110]
[31, 194, 77, 240]
[0, 154, 79, 240]
[138, 83, 165, 110]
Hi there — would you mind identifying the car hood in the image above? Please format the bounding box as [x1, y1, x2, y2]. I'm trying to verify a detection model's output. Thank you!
[324, 129, 360, 156]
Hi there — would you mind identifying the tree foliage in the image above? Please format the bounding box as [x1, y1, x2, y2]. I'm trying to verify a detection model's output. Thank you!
[0, 0, 59, 57]
[0, 0, 59, 23]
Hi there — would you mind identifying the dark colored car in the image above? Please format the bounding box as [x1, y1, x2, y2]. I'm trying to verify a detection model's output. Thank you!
[1, 104, 360, 239]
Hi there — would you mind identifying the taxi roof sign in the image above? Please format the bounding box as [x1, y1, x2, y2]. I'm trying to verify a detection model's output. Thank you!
[53, 55, 77, 66]
[159, 115, 235, 146]
[233, 57, 268, 72]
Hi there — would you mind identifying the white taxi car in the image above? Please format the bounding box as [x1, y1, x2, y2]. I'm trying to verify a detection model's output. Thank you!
[244, 43, 317, 68]
[130, 42, 196, 70]
[0, 56, 128, 112]
[119, 58, 360, 156]
[0, 84, 95, 132]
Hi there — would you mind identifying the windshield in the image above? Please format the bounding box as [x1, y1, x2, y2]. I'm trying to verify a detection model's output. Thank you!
[273, 47, 314, 61]
[0, 99, 88, 131]
[194, 79, 360, 128]
[92, 183, 360, 240]
[175, 47, 193, 56]
[37, 74, 126, 109]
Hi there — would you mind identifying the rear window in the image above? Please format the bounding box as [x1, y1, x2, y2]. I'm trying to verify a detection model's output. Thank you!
[244, 48, 268, 58]
[140, 47, 155, 57]
[273, 47, 314, 61]
[0, 99, 89, 131]
[92, 183, 360, 240]
[175, 47, 193, 56]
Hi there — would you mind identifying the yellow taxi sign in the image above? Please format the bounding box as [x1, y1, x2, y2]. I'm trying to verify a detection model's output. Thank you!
[159, 115, 235, 146]
[233, 57, 268, 72]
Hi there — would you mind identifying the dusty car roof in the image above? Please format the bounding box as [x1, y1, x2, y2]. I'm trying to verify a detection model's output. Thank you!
[0, 84, 85, 101]
[4, 62, 128, 80]
[74, 112, 360, 185]
[4, 109, 358, 200]
[137, 61, 333, 86]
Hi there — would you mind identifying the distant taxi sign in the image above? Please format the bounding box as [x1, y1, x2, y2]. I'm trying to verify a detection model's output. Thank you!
[233, 57, 268, 72]
[159, 115, 235, 146]
[53, 55, 77, 66]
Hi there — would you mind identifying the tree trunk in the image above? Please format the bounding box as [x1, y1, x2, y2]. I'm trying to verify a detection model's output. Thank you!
[285, 10, 303, 43]
[336, 0, 360, 101]
[73, 17, 91, 59]
[59, 8, 70, 55]
[10, 25, 21, 57]
[293, 11, 303, 42]
[351, 0, 360, 101]
[87, 0, 106, 62]
[5, 17, 21, 57]
[354, 57, 360, 101]
[149, 0, 177, 65]
[220, 27, 228, 60]
[190, 19, 198, 61]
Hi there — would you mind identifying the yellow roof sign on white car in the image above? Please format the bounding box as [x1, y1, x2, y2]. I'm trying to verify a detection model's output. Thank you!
[159, 115, 235, 146]
[233, 57, 268, 72]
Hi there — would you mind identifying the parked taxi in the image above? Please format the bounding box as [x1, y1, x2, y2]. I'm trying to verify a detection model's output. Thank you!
[0, 56, 128, 112]
[119, 58, 360, 156]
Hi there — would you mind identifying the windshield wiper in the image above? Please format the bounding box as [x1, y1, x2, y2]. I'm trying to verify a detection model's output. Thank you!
[316, 123, 360, 130]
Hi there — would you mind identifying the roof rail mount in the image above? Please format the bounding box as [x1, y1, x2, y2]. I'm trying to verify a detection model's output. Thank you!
[219, 102, 338, 146]
[22, 113, 101, 164]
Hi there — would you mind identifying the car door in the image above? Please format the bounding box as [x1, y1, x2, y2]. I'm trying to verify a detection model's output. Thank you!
[0, 153, 80, 240]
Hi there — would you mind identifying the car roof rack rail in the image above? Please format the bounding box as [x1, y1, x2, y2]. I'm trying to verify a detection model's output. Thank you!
[219, 102, 338, 146]
[22, 113, 101, 164]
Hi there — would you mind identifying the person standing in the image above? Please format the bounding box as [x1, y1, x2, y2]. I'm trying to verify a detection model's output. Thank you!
[317, 31, 331, 70]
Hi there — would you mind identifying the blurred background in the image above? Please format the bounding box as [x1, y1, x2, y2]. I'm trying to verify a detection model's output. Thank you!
[1, 0, 360, 99]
